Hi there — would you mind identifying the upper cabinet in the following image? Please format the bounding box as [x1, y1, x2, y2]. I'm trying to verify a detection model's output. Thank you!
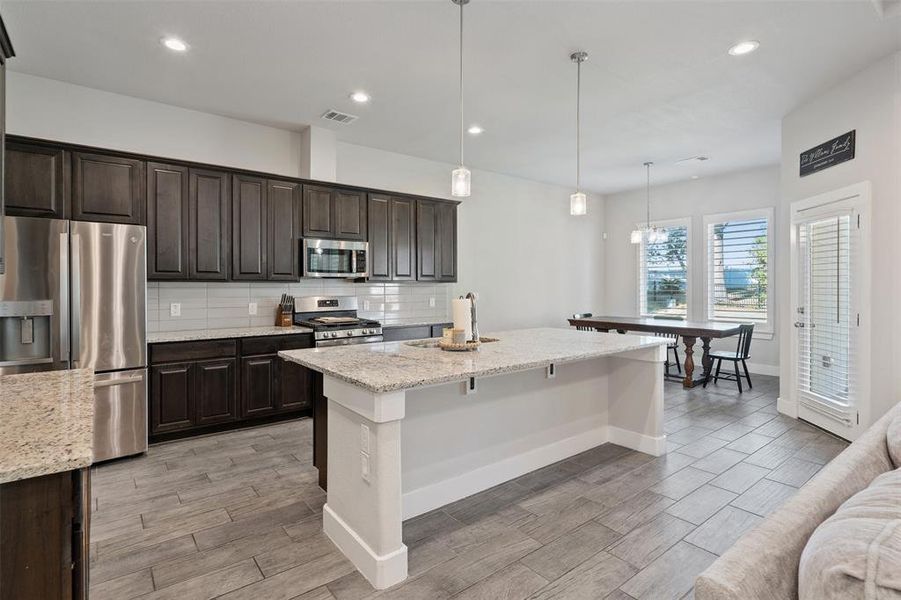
[368, 194, 416, 282]
[72, 151, 145, 224]
[5, 141, 69, 219]
[232, 174, 267, 280]
[417, 198, 457, 282]
[189, 168, 230, 280]
[267, 179, 301, 280]
[302, 185, 367, 240]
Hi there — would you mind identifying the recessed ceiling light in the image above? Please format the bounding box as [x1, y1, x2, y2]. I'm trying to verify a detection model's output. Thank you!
[691, 175, 700, 180]
[728, 40, 759, 56]
[350, 91, 371, 103]
[467, 125, 484, 135]
[161, 37, 188, 52]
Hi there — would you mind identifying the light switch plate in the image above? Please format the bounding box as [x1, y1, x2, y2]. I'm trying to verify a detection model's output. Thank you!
[360, 424, 370, 453]
[360, 452, 370, 482]
[429, 296, 436, 308]
[170, 303, 181, 317]
[248, 302, 258, 315]
[363, 300, 371, 311]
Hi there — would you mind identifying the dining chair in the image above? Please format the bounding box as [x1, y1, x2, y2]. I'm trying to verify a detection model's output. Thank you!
[656, 332, 682, 376]
[703, 323, 755, 393]
[571, 313, 593, 331]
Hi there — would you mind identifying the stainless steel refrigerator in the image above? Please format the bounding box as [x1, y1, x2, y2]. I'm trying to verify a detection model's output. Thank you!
[0, 215, 147, 461]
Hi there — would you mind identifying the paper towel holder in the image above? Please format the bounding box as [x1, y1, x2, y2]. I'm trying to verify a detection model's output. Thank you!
[464, 292, 479, 342]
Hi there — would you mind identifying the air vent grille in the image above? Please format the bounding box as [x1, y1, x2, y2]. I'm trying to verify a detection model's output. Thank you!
[321, 109, 359, 125]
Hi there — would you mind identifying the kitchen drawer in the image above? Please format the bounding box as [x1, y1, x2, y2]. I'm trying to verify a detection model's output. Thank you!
[240, 334, 314, 356]
[150, 339, 237, 364]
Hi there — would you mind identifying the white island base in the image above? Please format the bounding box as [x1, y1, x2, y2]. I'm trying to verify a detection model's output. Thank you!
[315, 341, 666, 589]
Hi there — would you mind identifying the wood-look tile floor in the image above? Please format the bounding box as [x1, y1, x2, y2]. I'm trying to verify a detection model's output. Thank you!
[90, 375, 848, 600]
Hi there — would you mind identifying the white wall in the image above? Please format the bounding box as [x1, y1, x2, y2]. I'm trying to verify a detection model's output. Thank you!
[779, 51, 901, 426]
[603, 166, 781, 374]
[6, 72, 303, 177]
[336, 142, 606, 331]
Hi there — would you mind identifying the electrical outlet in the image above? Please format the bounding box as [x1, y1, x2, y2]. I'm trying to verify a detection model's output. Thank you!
[363, 300, 370, 311]
[169, 303, 181, 317]
[429, 296, 436, 308]
[360, 424, 370, 453]
[248, 302, 258, 315]
[360, 452, 370, 482]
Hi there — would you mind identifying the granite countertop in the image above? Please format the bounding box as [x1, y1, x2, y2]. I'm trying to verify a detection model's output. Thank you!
[148, 325, 314, 344]
[280, 327, 668, 393]
[0, 369, 95, 484]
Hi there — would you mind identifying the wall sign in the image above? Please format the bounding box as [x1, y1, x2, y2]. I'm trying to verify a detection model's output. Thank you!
[799, 130, 855, 177]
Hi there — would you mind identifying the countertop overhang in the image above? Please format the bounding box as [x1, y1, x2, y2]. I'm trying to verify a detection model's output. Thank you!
[0, 368, 95, 484]
[279, 327, 669, 394]
[148, 325, 313, 344]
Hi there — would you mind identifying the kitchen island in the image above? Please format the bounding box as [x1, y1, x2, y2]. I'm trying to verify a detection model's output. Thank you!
[280, 327, 668, 589]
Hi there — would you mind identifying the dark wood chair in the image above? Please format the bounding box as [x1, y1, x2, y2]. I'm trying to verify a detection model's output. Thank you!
[704, 323, 754, 393]
[572, 313, 594, 331]
[656, 332, 682, 376]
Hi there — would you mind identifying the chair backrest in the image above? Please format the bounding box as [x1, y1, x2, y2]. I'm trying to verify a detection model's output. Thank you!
[735, 323, 754, 359]
[572, 313, 592, 319]
[656, 331, 679, 342]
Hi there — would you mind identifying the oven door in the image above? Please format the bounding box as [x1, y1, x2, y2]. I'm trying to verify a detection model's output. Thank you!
[316, 335, 384, 347]
[303, 239, 369, 278]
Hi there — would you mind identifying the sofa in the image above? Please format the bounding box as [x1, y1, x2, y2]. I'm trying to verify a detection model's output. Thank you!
[695, 401, 901, 600]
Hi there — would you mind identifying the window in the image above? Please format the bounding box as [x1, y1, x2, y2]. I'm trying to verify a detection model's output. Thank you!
[704, 209, 773, 331]
[639, 220, 690, 317]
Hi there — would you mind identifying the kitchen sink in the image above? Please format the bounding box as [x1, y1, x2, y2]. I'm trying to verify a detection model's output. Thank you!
[404, 337, 499, 348]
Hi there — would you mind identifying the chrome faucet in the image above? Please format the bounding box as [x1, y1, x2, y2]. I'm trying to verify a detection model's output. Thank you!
[465, 291, 479, 342]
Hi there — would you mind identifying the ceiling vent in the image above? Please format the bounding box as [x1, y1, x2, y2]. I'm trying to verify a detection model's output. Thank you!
[675, 155, 710, 165]
[321, 109, 359, 125]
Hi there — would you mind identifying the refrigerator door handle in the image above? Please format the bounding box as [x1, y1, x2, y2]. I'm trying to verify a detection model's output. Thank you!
[70, 233, 81, 365]
[59, 232, 69, 361]
[94, 374, 144, 388]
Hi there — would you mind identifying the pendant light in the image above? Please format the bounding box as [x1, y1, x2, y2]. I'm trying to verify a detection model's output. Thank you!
[631, 162, 668, 244]
[451, 0, 471, 197]
[570, 51, 588, 216]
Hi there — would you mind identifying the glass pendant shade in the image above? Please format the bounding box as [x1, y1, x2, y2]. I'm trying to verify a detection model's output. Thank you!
[630, 229, 643, 244]
[451, 166, 471, 197]
[570, 192, 587, 216]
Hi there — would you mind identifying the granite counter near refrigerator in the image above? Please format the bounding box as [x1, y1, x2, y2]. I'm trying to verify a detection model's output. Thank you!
[0, 368, 94, 600]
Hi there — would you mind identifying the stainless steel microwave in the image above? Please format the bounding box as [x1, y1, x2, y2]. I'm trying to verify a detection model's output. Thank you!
[302, 238, 369, 278]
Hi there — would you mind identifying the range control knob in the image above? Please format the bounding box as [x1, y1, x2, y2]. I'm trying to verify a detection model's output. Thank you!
[346, 330, 353, 337]
[330, 332, 338, 338]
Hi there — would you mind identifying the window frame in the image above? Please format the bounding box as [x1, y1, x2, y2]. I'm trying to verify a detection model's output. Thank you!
[637, 217, 692, 319]
[703, 207, 775, 335]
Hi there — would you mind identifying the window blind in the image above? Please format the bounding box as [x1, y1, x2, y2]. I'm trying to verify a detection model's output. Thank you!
[639, 225, 689, 317]
[707, 217, 769, 323]
[797, 214, 853, 412]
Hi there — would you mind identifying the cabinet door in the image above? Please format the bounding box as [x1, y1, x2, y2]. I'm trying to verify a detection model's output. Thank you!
[334, 190, 367, 240]
[240, 354, 278, 417]
[436, 201, 457, 282]
[278, 358, 312, 412]
[392, 197, 416, 280]
[232, 175, 267, 280]
[194, 358, 237, 426]
[72, 151, 145, 224]
[150, 363, 193, 434]
[267, 179, 301, 280]
[146, 162, 189, 280]
[302, 185, 332, 237]
[190, 168, 230, 280]
[417, 199, 438, 281]
[4, 141, 69, 219]
[367, 194, 391, 281]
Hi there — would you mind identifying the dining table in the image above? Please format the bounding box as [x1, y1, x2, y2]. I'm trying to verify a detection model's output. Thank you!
[567, 315, 744, 389]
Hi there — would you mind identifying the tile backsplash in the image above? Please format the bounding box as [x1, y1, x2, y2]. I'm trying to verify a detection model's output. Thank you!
[147, 280, 453, 333]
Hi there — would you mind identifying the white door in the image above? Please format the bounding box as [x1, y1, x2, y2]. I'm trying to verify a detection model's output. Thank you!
[790, 183, 870, 441]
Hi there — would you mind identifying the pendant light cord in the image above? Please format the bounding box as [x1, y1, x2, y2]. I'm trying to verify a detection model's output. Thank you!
[459, 0, 464, 167]
[576, 58, 581, 192]
[645, 161, 652, 229]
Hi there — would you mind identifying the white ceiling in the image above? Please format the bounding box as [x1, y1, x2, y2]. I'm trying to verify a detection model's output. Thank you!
[2, 1, 899, 193]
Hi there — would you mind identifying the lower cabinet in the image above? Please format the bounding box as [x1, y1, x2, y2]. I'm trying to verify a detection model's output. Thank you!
[149, 334, 313, 441]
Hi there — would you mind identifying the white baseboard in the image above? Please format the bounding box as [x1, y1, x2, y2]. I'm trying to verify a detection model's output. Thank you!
[745, 362, 779, 377]
[402, 425, 609, 520]
[323, 504, 408, 590]
[608, 425, 666, 456]
[777, 395, 798, 418]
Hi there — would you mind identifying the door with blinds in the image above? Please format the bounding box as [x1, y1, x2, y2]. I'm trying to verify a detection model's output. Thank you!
[791, 183, 870, 441]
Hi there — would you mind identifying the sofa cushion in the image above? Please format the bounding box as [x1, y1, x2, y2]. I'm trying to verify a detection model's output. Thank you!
[799, 468, 901, 599]
[888, 413, 901, 468]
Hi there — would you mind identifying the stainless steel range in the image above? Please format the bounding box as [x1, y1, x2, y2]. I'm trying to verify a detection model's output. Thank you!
[294, 296, 382, 347]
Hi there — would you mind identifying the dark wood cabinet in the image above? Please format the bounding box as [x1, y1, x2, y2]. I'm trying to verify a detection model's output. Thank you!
[150, 362, 192, 434]
[267, 179, 301, 280]
[72, 151, 145, 224]
[232, 174, 267, 280]
[194, 358, 237, 425]
[303, 184, 366, 240]
[280, 359, 313, 412]
[368, 194, 415, 281]
[5, 141, 69, 219]
[190, 168, 230, 280]
[241, 354, 278, 417]
[417, 199, 457, 282]
[147, 162, 189, 279]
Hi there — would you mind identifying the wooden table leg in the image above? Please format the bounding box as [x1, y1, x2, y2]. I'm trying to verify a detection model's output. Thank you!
[682, 336, 696, 388]
[701, 337, 713, 385]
